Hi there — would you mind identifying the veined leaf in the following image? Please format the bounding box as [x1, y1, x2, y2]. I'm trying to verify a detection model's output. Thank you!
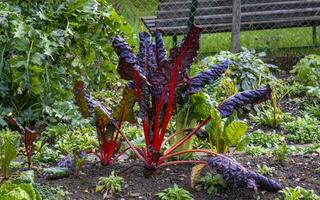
[208, 108, 223, 151]
[73, 81, 91, 118]
[168, 24, 203, 84]
[223, 121, 248, 145]
[111, 85, 136, 123]
[218, 85, 272, 118]
[182, 60, 231, 97]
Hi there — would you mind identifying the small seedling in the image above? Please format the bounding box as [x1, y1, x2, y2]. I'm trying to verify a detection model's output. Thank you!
[96, 171, 124, 197]
[257, 164, 273, 176]
[273, 144, 288, 162]
[199, 173, 226, 196]
[155, 184, 194, 200]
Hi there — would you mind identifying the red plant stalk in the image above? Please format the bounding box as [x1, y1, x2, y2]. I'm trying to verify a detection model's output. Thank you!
[130, 35, 211, 170]
[96, 108, 126, 165]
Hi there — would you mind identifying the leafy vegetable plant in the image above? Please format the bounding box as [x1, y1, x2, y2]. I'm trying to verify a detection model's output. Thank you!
[279, 186, 320, 200]
[199, 173, 226, 196]
[291, 54, 320, 97]
[0, 129, 20, 180]
[257, 164, 273, 176]
[7, 113, 42, 169]
[248, 130, 281, 148]
[207, 155, 282, 192]
[155, 184, 193, 200]
[283, 114, 320, 144]
[74, 81, 135, 166]
[203, 49, 275, 91]
[96, 171, 124, 198]
[273, 144, 288, 162]
[250, 92, 290, 128]
[0, 0, 131, 125]
[0, 182, 41, 200]
[55, 126, 97, 176]
[74, 24, 232, 172]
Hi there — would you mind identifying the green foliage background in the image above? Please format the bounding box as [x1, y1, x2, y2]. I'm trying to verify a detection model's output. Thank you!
[0, 0, 132, 125]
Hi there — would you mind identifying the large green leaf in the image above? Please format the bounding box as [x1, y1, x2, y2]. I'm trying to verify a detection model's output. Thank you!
[207, 108, 223, 151]
[223, 121, 248, 145]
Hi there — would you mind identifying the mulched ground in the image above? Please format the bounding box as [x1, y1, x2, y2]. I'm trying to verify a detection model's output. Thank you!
[37, 154, 320, 200]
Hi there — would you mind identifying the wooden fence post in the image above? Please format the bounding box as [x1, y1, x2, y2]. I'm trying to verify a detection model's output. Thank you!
[231, 0, 241, 53]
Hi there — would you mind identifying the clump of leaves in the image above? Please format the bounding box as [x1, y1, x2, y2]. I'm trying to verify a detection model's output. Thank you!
[55, 126, 97, 176]
[257, 164, 273, 176]
[273, 144, 288, 162]
[7, 113, 42, 169]
[248, 130, 281, 148]
[279, 186, 320, 200]
[203, 49, 275, 91]
[0, 182, 41, 200]
[245, 145, 272, 156]
[199, 173, 226, 196]
[155, 184, 193, 200]
[206, 85, 272, 153]
[207, 108, 248, 153]
[250, 93, 290, 129]
[32, 142, 60, 165]
[0, 129, 20, 180]
[96, 171, 124, 198]
[35, 185, 68, 200]
[207, 155, 282, 192]
[283, 115, 320, 144]
[0, 0, 131, 125]
[291, 54, 320, 97]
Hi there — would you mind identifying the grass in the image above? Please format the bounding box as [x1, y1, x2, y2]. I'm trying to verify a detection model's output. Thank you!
[110, 0, 320, 56]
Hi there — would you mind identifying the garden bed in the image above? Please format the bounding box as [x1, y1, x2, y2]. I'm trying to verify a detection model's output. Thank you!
[37, 154, 320, 200]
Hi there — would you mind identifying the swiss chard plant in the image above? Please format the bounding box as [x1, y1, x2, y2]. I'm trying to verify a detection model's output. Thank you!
[6, 113, 42, 169]
[74, 81, 136, 166]
[110, 25, 233, 171]
[207, 85, 272, 153]
[0, 129, 20, 180]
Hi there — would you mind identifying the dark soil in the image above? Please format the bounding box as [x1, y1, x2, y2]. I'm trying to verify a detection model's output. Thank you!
[37, 154, 320, 200]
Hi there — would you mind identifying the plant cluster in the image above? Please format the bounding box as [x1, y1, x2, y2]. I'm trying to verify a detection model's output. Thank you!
[0, 129, 20, 180]
[283, 114, 320, 144]
[279, 186, 320, 200]
[155, 184, 194, 200]
[0, 0, 131, 125]
[96, 171, 124, 197]
[199, 173, 226, 196]
[291, 54, 320, 97]
[248, 130, 281, 148]
[55, 126, 97, 176]
[203, 49, 275, 91]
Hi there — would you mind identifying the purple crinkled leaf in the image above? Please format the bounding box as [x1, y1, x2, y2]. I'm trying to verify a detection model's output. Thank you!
[154, 31, 167, 66]
[218, 85, 272, 118]
[57, 156, 74, 172]
[208, 155, 282, 192]
[137, 32, 157, 76]
[182, 60, 232, 98]
[112, 36, 143, 80]
[168, 24, 203, 85]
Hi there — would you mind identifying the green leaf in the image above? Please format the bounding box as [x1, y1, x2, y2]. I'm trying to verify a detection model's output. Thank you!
[223, 121, 248, 145]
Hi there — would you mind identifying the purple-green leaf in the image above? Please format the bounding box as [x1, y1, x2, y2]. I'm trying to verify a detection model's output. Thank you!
[218, 85, 272, 118]
[208, 155, 282, 192]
